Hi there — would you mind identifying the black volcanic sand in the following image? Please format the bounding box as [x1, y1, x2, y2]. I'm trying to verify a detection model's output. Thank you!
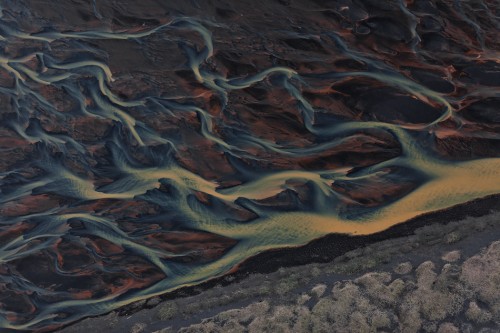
[56, 194, 500, 332]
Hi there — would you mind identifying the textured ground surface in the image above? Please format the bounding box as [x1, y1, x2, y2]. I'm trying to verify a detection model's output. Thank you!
[59, 211, 500, 333]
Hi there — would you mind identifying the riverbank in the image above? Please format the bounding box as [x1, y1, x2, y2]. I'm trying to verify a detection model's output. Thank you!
[58, 195, 500, 333]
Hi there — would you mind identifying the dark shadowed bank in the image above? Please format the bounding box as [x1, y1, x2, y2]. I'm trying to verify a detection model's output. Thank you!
[56, 194, 500, 333]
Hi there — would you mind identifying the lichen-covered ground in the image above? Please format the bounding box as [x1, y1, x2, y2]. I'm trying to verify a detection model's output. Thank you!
[59, 211, 500, 333]
[172, 242, 500, 333]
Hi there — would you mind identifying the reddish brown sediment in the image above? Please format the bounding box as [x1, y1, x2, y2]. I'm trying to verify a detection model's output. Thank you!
[331, 167, 419, 207]
[0, 194, 61, 217]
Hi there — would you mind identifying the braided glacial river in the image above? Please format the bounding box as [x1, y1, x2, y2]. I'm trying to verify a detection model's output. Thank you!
[0, 0, 499, 331]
